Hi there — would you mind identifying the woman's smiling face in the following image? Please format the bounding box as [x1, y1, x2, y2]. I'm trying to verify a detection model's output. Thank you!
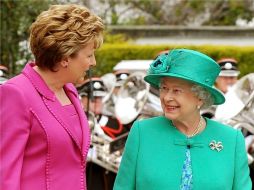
[159, 77, 203, 121]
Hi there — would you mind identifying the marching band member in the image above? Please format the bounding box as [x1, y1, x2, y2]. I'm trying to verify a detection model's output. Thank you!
[77, 77, 128, 190]
[201, 58, 240, 119]
[215, 58, 240, 94]
[114, 49, 251, 190]
[77, 77, 129, 139]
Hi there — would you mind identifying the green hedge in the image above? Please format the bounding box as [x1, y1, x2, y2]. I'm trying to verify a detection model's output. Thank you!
[94, 44, 254, 77]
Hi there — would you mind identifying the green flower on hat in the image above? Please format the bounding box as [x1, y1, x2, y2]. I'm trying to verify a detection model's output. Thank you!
[148, 50, 186, 75]
[148, 53, 169, 74]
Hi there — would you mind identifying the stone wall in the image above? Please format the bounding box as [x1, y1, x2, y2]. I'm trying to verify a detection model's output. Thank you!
[108, 25, 254, 38]
[108, 25, 254, 46]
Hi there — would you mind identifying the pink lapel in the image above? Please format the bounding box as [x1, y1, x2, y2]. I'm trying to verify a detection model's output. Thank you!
[22, 62, 90, 156]
[64, 84, 91, 155]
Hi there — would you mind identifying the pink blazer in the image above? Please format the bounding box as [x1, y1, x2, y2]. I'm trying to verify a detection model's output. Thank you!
[0, 63, 90, 190]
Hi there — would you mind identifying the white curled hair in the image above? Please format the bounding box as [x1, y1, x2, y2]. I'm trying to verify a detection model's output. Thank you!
[191, 85, 214, 109]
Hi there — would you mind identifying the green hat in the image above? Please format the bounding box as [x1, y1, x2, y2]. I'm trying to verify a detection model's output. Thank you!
[144, 49, 225, 105]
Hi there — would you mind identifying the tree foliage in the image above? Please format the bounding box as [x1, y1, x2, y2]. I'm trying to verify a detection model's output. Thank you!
[96, 0, 254, 26]
[204, 0, 254, 25]
[0, 0, 54, 76]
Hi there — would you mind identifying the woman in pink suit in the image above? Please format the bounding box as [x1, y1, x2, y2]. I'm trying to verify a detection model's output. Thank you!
[0, 4, 104, 190]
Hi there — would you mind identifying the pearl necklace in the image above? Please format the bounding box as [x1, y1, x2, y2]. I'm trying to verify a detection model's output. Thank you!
[188, 117, 204, 137]
[172, 116, 205, 138]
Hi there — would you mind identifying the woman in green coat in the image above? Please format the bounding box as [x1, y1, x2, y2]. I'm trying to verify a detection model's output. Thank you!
[113, 49, 251, 190]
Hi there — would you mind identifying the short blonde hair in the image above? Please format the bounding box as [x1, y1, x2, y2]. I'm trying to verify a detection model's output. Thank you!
[29, 4, 104, 70]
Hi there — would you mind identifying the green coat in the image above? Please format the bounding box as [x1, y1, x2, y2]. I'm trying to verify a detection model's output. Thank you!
[114, 116, 251, 190]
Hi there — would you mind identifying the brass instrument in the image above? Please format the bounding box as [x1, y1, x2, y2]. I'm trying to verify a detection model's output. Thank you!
[100, 73, 117, 116]
[215, 73, 254, 164]
[115, 72, 163, 124]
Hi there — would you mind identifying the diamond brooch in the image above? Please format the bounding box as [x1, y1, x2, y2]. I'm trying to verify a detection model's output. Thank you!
[209, 140, 223, 152]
